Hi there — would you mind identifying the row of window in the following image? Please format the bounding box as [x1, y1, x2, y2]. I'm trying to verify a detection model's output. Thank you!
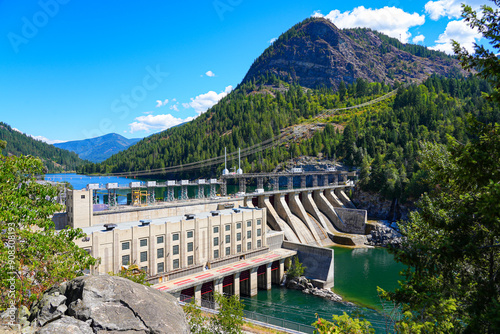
[120, 219, 262, 251]
[122, 238, 263, 268]
[138, 254, 196, 274]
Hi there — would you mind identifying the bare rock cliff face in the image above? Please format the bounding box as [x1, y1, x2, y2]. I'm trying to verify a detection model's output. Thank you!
[243, 17, 463, 89]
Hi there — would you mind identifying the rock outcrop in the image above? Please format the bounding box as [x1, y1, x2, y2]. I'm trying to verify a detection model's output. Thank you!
[28, 275, 189, 334]
[286, 276, 343, 303]
[352, 188, 410, 221]
[365, 223, 402, 247]
[243, 17, 464, 89]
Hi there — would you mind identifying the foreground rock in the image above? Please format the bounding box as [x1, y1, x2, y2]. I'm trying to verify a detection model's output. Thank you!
[29, 275, 189, 334]
[286, 276, 344, 303]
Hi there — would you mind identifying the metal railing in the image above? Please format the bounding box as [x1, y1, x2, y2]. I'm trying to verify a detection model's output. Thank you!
[243, 309, 315, 334]
[178, 294, 314, 334]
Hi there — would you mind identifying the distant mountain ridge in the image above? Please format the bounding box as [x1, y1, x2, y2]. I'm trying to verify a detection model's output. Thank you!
[0, 122, 86, 172]
[243, 17, 463, 89]
[54, 133, 141, 163]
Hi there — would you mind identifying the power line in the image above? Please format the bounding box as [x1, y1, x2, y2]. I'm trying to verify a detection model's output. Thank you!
[87, 83, 415, 178]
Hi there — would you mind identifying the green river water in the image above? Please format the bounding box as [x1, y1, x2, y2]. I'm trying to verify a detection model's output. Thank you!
[243, 246, 405, 332]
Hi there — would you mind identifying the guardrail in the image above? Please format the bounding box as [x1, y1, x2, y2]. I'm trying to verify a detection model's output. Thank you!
[177, 294, 314, 334]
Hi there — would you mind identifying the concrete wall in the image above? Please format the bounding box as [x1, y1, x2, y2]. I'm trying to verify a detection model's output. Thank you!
[301, 191, 328, 231]
[287, 192, 322, 244]
[274, 194, 316, 245]
[334, 207, 367, 234]
[67, 189, 93, 229]
[258, 196, 299, 243]
[282, 241, 334, 288]
[325, 189, 345, 208]
[266, 231, 285, 251]
[313, 190, 347, 232]
[334, 189, 356, 209]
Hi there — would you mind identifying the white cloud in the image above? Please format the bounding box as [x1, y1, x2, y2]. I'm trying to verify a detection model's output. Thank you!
[129, 114, 195, 133]
[31, 134, 65, 144]
[170, 104, 179, 112]
[187, 85, 233, 115]
[182, 103, 190, 109]
[413, 34, 425, 44]
[10, 127, 64, 144]
[268, 37, 277, 44]
[425, 0, 487, 21]
[155, 99, 169, 107]
[205, 70, 216, 77]
[429, 19, 481, 54]
[314, 6, 425, 43]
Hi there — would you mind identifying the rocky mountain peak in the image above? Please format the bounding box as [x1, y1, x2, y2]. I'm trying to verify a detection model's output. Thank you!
[243, 17, 462, 89]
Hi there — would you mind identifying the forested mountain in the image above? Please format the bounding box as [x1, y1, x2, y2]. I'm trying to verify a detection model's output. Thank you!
[242, 17, 462, 89]
[54, 133, 141, 163]
[78, 17, 499, 202]
[0, 123, 87, 172]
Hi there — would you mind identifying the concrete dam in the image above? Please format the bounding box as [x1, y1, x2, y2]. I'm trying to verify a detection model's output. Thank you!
[223, 171, 368, 247]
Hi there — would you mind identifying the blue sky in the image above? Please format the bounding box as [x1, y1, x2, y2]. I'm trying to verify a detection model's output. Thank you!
[0, 0, 490, 143]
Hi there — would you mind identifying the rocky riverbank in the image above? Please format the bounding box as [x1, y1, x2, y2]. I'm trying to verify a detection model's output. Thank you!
[366, 222, 402, 247]
[285, 276, 353, 305]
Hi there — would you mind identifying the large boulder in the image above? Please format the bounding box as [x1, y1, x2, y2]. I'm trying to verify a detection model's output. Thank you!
[29, 275, 189, 334]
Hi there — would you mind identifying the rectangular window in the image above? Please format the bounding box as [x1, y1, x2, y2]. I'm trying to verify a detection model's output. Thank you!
[226, 247, 231, 256]
[257, 219, 262, 225]
[140, 239, 147, 247]
[157, 236, 164, 244]
[187, 255, 194, 265]
[140, 251, 147, 262]
[157, 248, 164, 259]
[247, 220, 252, 227]
[237, 244, 241, 253]
[157, 262, 164, 273]
[187, 242, 193, 252]
[140, 266, 148, 273]
[213, 226, 219, 234]
[225, 235, 230, 244]
[122, 241, 130, 251]
[172, 233, 179, 241]
[257, 240, 262, 248]
[173, 245, 179, 255]
[214, 250, 219, 259]
[236, 222, 241, 229]
[247, 242, 252, 250]
[237, 232, 241, 241]
[187, 231, 193, 238]
[225, 224, 231, 231]
[257, 229, 261, 237]
[247, 230, 252, 239]
[173, 259, 180, 269]
[81, 195, 85, 199]
[122, 255, 130, 266]
[214, 237, 219, 246]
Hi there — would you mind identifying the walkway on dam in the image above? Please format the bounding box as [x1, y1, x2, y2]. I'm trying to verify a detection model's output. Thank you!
[153, 248, 296, 295]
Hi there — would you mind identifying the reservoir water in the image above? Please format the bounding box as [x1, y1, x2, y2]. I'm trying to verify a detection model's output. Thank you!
[243, 246, 405, 332]
[47, 173, 404, 332]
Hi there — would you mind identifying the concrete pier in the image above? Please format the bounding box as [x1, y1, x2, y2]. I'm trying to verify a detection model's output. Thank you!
[259, 196, 300, 243]
[274, 193, 316, 245]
